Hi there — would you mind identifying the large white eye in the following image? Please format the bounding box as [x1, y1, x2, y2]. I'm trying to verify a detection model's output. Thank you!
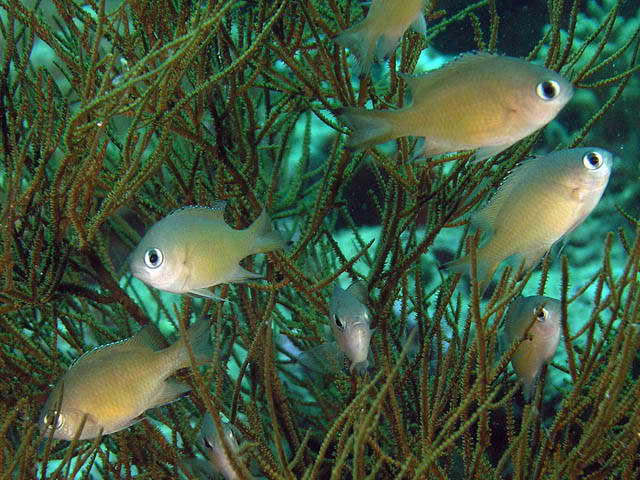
[536, 80, 561, 100]
[44, 411, 64, 430]
[582, 151, 603, 170]
[144, 248, 163, 269]
[535, 307, 548, 322]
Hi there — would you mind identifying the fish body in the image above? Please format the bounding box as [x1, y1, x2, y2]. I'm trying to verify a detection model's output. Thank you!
[338, 52, 573, 159]
[335, 0, 426, 76]
[445, 148, 612, 292]
[298, 281, 373, 375]
[329, 281, 373, 374]
[201, 412, 244, 480]
[40, 319, 212, 440]
[129, 203, 286, 300]
[500, 295, 561, 399]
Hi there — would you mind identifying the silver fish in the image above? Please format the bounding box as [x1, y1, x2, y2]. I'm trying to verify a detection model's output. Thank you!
[200, 412, 245, 480]
[299, 281, 374, 376]
[500, 296, 561, 399]
[329, 281, 373, 374]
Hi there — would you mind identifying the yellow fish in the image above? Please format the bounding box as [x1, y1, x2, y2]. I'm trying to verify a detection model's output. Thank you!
[40, 319, 212, 440]
[335, 0, 426, 76]
[444, 148, 612, 292]
[129, 203, 286, 300]
[338, 52, 573, 160]
[500, 295, 561, 399]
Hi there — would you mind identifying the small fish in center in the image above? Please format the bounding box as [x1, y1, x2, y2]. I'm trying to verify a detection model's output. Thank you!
[40, 319, 213, 440]
[129, 202, 286, 300]
[299, 281, 373, 375]
[337, 52, 573, 160]
[500, 295, 561, 400]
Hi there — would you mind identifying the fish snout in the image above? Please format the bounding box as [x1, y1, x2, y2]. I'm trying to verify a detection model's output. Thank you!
[342, 322, 371, 365]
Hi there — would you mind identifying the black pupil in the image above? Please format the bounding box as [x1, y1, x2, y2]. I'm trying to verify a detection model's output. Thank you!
[587, 153, 599, 166]
[334, 315, 343, 329]
[203, 437, 213, 450]
[149, 250, 158, 264]
[537, 310, 545, 320]
[542, 81, 557, 98]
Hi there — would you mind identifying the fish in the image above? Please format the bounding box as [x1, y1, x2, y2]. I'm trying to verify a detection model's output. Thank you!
[129, 202, 286, 300]
[199, 412, 245, 480]
[299, 281, 373, 375]
[500, 295, 561, 399]
[337, 52, 573, 160]
[39, 319, 213, 440]
[443, 147, 613, 293]
[335, 0, 426, 76]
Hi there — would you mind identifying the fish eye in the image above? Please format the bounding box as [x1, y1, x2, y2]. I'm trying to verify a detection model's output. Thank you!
[333, 314, 344, 331]
[203, 436, 214, 450]
[582, 151, 603, 170]
[44, 410, 64, 430]
[535, 307, 548, 322]
[144, 248, 164, 269]
[536, 80, 560, 100]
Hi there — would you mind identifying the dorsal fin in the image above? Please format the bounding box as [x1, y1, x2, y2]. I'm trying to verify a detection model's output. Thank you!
[129, 323, 168, 351]
[346, 280, 368, 305]
[166, 202, 227, 221]
[400, 51, 497, 98]
[71, 324, 168, 367]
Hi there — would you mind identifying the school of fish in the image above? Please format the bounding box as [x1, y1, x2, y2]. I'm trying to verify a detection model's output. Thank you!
[37, 2, 618, 476]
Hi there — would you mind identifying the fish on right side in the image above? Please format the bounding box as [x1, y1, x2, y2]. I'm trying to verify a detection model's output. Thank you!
[337, 52, 573, 160]
[500, 295, 561, 400]
[443, 147, 613, 293]
[129, 203, 286, 301]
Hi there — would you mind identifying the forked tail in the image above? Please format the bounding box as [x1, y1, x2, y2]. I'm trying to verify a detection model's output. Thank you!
[337, 107, 398, 151]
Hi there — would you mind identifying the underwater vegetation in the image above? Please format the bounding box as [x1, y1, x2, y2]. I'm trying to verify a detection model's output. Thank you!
[1, 0, 640, 478]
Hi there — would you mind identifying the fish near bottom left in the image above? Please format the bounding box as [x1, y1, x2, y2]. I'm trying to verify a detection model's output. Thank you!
[39, 318, 213, 441]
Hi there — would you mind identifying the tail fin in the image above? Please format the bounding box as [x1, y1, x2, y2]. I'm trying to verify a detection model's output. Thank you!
[247, 209, 287, 256]
[176, 318, 214, 369]
[337, 107, 397, 151]
[335, 23, 377, 76]
[441, 252, 497, 296]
